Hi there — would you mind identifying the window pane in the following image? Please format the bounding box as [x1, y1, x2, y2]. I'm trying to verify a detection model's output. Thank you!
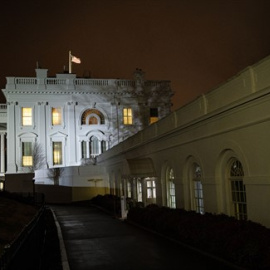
[22, 108, 32, 126]
[89, 116, 98, 125]
[81, 141, 87, 158]
[101, 141, 106, 153]
[123, 108, 133, 125]
[193, 163, 204, 214]
[52, 107, 62, 125]
[53, 142, 62, 165]
[81, 109, 104, 125]
[90, 136, 99, 156]
[229, 160, 247, 220]
[22, 142, 33, 166]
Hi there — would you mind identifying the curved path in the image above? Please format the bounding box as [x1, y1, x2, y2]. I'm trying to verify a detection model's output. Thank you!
[51, 205, 239, 270]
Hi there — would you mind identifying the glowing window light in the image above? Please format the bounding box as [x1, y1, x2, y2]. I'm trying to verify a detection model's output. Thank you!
[22, 108, 32, 126]
[89, 116, 98, 125]
[147, 180, 156, 199]
[150, 108, 159, 124]
[123, 108, 133, 125]
[22, 142, 33, 166]
[53, 142, 62, 165]
[52, 108, 62, 125]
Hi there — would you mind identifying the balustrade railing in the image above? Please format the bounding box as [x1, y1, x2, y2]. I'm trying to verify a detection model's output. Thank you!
[15, 78, 37, 85]
[45, 78, 66, 85]
[9, 77, 170, 90]
[75, 79, 109, 86]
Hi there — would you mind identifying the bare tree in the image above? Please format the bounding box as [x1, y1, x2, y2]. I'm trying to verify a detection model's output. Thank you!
[47, 167, 65, 185]
[29, 143, 46, 172]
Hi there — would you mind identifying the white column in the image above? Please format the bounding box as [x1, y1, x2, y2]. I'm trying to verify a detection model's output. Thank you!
[7, 102, 17, 173]
[0, 133, 5, 173]
[87, 141, 90, 158]
[67, 102, 77, 165]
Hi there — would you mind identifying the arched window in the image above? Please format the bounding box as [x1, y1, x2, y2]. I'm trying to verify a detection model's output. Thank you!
[229, 159, 247, 220]
[89, 116, 98, 125]
[193, 163, 204, 214]
[81, 109, 105, 125]
[81, 136, 107, 159]
[167, 168, 176, 208]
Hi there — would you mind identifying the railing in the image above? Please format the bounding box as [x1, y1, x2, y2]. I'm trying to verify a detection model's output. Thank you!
[8, 77, 171, 90]
[75, 79, 109, 86]
[45, 78, 66, 85]
[15, 78, 37, 85]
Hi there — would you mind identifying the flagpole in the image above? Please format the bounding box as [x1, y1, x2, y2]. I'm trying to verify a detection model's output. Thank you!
[69, 51, 72, 74]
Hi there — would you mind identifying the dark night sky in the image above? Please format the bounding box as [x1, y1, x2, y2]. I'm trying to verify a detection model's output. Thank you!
[1, 0, 270, 110]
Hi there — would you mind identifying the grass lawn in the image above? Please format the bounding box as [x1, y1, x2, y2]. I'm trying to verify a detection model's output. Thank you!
[0, 195, 38, 253]
[0, 194, 62, 270]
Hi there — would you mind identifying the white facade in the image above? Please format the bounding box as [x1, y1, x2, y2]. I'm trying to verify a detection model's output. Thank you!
[2, 69, 173, 174]
[2, 54, 270, 228]
[97, 55, 270, 228]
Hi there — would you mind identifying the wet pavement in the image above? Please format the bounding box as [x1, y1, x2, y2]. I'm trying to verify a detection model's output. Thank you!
[51, 205, 238, 270]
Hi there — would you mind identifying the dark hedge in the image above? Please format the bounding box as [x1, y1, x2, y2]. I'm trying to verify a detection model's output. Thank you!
[127, 205, 270, 269]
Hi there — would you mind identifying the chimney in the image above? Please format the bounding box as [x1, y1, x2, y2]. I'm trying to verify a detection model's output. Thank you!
[35, 68, 48, 78]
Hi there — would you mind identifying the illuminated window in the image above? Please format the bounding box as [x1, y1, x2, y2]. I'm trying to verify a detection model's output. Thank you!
[150, 108, 159, 124]
[22, 108, 32, 126]
[168, 168, 176, 208]
[123, 108, 133, 125]
[229, 159, 247, 220]
[193, 163, 204, 214]
[89, 116, 98, 125]
[53, 142, 62, 165]
[81, 109, 104, 125]
[22, 142, 33, 166]
[147, 179, 156, 199]
[52, 107, 62, 126]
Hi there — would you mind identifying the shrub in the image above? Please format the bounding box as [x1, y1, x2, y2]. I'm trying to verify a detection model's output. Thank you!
[127, 206, 270, 269]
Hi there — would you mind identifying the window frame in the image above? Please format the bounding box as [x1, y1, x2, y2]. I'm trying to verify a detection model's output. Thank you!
[123, 108, 133, 125]
[51, 107, 63, 126]
[21, 107, 33, 126]
[229, 159, 247, 221]
[22, 141, 33, 167]
[192, 163, 204, 214]
[167, 168, 176, 208]
[146, 179, 156, 199]
[52, 141, 63, 166]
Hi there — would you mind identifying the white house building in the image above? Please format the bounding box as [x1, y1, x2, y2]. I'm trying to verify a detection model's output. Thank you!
[2, 68, 172, 174]
[2, 54, 270, 228]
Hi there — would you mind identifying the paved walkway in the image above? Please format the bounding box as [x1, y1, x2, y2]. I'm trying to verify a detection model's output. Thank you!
[51, 205, 238, 270]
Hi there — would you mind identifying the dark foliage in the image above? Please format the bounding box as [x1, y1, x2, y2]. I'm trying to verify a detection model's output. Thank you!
[127, 205, 270, 270]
